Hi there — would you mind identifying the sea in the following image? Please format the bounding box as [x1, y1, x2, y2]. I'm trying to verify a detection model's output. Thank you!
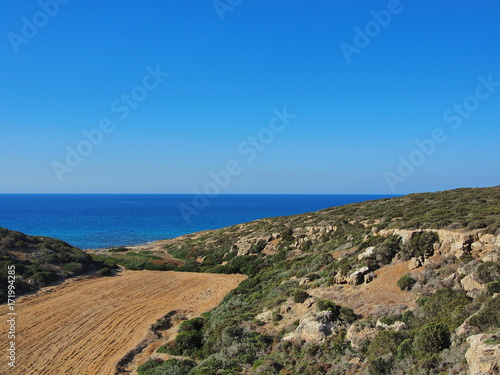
[0, 194, 397, 250]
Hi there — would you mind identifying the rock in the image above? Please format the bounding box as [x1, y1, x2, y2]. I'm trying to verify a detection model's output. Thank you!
[408, 257, 422, 270]
[364, 272, 376, 284]
[334, 271, 348, 284]
[358, 246, 376, 260]
[461, 274, 485, 297]
[466, 333, 500, 375]
[234, 240, 252, 256]
[376, 319, 407, 331]
[348, 267, 370, 286]
[280, 302, 294, 314]
[282, 311, 339, 342]
[304, 297, 316, 309]
[255, 310, 273, 323]
[299, 277, 311, 286]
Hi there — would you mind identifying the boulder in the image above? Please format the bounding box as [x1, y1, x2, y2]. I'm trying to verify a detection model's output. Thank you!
[299, 277, 311, 286]
[408, 257, 422, 270]
[282, 311, 339, 342]
[358, 246, 376, 260]
[334, 271, 348, 284]
[466, 333, 500, 375]
[461, 274, 485, 297]
[348, 267, 370, 286]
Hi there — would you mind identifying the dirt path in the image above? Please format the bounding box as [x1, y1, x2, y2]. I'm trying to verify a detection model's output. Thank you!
[0, 270, 246, 375]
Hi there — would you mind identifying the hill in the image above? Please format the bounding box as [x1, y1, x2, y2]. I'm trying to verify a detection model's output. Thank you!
[93, 186, 500, 375]
[0, 227, 98, 303]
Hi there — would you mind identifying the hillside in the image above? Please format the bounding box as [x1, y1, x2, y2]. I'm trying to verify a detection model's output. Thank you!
[0, 227, 98, 303]
[93, 186, 500, 375]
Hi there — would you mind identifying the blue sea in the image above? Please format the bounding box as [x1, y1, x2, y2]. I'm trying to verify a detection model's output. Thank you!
[0, 194, 396, 249]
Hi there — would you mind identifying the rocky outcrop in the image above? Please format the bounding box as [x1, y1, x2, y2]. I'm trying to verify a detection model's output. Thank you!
[375, 319, 407, 331]
[465, 332, 500, 375]
[358, 246, 375, 260]
[408, 257, 422, 270]
[461, 274, 485, 297]
[348, 267, 370, 286]
[378, 229, 499, 260]
[282, 311, 340, 342]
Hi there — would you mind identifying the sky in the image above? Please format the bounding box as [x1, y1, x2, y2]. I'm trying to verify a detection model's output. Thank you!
[1, 0, 499, 194]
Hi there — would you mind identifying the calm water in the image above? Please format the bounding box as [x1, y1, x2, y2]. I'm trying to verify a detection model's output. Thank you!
[0, 194, 396, 249]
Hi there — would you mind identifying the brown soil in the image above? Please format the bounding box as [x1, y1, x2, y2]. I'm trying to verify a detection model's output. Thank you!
[0, 270, 246, 375]
[310, 261, 420, 317]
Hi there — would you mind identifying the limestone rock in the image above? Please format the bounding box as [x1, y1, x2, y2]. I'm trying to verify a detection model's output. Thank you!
[299, 277, 311, 286]
[461, 274, 485, 297]
[466, 333, 500, 375]
[282, 311, 339, 342]
[376, 319, 407, 331]
[255, 310, 273, 323]
[408, 257, 422, 270]
[348, 267, 370, 286]
[358, 246, 376, 260]
[334, 271, 347, 284]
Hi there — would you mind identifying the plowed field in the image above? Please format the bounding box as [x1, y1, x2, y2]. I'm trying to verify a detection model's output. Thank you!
[0, 270, 246, 375]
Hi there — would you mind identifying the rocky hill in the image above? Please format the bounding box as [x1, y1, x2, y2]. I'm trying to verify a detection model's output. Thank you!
[117, 186, 500, 375]
[0, 227, 98, 303]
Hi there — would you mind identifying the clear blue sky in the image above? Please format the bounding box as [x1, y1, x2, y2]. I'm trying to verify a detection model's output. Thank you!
[1, 0, 499, 194]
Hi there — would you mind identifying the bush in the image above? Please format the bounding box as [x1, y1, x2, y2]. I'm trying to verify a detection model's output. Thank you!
[32, 271, 59, 285]
[485, 278, 500, 296]
[317, 299, 338, 313]
[402, 231, 439, 260]
[137, 358, 196, 375]
[397, 274, 416, 291]
[293, 291, 310, 303]
[414, 322, 450, 355]
[476, 261, 500, 284]
[339, 306, 357, 324]
[367, 330, 406, 374]
[62, 262, 84, 274]
[468, 295, 500, 332]
[96, 267, 112, 276]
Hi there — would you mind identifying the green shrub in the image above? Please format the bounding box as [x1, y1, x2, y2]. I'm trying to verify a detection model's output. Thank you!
[485, 278, 500, 296]
[476, 261, 500, 284]
[137, 358, 196, 375]
[96, 267, 112, 276]
[317, 299, 338, 313]
[468, 294, 500, 332]
[32, 271, 59, 285]
[339, 306, 357, 323]
[293, 291, 310, 303]
[402, 231, 439, 260]
[397, 274, 416, 291]
[62, 262, 84, 274]
[414, 322, 450, 355]
[367, 330, 406, 374]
